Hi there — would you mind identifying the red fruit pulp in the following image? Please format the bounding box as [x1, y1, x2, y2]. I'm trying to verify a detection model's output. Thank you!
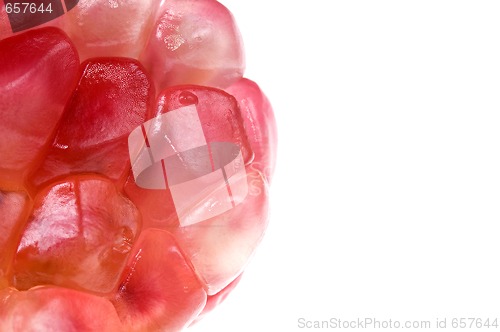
[31, 57, 155, 190]
[12, 175, 140, 294]
[227, 78, 278, 182]
[113, 229, 207, 332]
[0, 287, 123, 331]
[0, 27, 80, 191]
[140, 0, 245, 89]
[0, 191, 30, 288]
[0, 1, 277, 330]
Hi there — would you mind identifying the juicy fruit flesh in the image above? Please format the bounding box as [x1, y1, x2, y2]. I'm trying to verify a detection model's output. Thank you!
[0, 27, 80, 191]
[113, 229, 207, 332]
[140, 0, 245, 89]
[0, 287, 123, 331]
[13, 175, 140, 294]
[31, 57, 155, 190]
[0, 0, 276, 331]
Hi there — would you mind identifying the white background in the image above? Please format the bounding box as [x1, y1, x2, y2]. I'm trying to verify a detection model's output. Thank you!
[193, 1, 500, 331]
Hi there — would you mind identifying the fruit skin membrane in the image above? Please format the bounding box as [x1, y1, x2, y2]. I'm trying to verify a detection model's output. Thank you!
[0, 0, 277, 330]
